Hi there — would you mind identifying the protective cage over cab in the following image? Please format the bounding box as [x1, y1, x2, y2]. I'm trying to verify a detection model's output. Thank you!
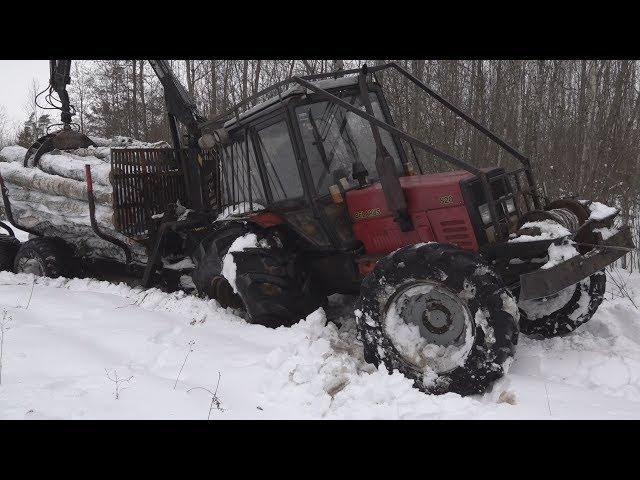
[201, 70, 537, 254]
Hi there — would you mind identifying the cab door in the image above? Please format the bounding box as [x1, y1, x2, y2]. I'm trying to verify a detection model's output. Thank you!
[289, 87, 408, 251]
[251, 113, 333, 247]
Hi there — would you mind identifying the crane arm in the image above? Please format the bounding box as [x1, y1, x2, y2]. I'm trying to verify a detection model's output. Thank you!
[27, 59, 208, 209]
[49, 60, 74, 126]
[147, 60, 206, 138]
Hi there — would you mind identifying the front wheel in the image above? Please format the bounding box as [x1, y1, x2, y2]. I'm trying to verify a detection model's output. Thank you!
[356, 243, 519, 396]
[518, 271, 606, 338]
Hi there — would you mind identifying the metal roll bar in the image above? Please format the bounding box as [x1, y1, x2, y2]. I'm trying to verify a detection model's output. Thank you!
[85, 164, 132, 264]
[205, 63, 543, 239]
[0, 171, 41, 237]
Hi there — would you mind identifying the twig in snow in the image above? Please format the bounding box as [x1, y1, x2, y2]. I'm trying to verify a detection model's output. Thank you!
[0, 309, 12, 385]
[173, 340, 195, 389]
[23, 280, 35, 310]
[114, 290, 154, 310]
[134, 291, 152, 307]
[115, 300, 138, 309]
[5, 280, 37, 310]
[187, 372, 224, 419]
[605, 268, 638, 310]
[105, 369, 134, 400]
[543, 381, 552, 417]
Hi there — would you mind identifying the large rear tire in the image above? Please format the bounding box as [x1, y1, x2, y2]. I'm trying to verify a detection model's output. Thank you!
[233, 246, 325, 328]
[356, 243, 519, 396]
[518, 271, 606, 338]
[13, 237, 76, 278]
[191, 222, 250, 309]
[191, 223, 324, 328]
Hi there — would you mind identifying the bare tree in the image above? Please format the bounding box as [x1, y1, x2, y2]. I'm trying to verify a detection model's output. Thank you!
[0, 105, 10, 147]
[105, 369, 133, 400]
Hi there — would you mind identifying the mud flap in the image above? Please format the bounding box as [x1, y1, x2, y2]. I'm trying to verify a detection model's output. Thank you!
[519, 227, 634, 301]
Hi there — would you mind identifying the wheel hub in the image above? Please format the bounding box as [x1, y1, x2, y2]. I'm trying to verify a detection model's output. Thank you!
[422, 301, 453, 335]
[17, 256, 45, 276]
[384, 280, 474, 374]
[399, 283, 468, 347]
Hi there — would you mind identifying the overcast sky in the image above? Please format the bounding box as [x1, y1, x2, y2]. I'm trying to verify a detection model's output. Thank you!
[0, 60, 50, 128]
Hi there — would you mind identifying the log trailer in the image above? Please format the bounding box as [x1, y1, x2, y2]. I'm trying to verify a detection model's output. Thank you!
[0, 61, 634, 396]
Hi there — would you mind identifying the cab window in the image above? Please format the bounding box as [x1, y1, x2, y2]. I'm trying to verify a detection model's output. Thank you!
[296, 91, 402, 197]
[220, 134, 266, 208]
[256, 120, 304, 201]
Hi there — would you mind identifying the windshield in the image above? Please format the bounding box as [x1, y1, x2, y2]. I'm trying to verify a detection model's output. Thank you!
[295, 92, 403, 196]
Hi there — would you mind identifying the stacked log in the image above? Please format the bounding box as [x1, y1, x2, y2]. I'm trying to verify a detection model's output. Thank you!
[0, 138, 168, 265]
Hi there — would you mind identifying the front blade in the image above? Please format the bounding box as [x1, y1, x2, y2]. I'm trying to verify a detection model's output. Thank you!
[518, 226, 634, 301]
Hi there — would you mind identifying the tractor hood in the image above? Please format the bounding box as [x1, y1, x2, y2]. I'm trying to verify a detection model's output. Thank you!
[346, 171, 475, 220]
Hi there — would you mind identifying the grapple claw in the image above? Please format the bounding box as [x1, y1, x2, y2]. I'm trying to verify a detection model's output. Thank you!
[23, 129, 95, 168]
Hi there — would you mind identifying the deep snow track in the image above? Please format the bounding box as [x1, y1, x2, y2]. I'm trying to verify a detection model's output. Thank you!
[0, 268, 639, 419]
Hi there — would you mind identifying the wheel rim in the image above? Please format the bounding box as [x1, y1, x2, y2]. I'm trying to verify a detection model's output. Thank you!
[518, 277, 589, 321]
[384, 280, 474, 374]
[17, 256, 45, 276]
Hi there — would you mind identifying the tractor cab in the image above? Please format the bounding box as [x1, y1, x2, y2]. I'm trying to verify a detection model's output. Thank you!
[206, 71, 525, 257]
[208, 75, 410, 251]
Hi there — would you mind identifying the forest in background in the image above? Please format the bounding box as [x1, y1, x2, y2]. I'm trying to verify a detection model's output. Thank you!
[1, 59, 639, 268]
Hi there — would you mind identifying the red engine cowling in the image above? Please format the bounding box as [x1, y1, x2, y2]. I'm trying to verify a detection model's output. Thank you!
[346, 171, 479, 254]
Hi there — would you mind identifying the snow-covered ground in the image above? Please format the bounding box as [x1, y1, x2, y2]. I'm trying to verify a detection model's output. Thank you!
[1, 262, 640, 419]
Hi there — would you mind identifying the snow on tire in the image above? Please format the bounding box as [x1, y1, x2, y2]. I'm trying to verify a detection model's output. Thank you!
[356, 242, 519, 396]
[518, 271, 606, 338]
[192, 222, 324, 328]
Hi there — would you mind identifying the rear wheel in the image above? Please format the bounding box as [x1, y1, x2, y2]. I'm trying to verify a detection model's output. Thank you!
[356, 243, 519, 396]
[13, 237, 76, 278]
[191, 222, 249, 309]
[0, 234, 21, 271]
[234, 246, 325, 328]
[192, 223, 324, 328]
[518, 271, 606, 338]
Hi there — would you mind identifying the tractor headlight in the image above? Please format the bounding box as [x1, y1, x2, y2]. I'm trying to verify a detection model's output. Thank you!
[478, 203, 491, 225]
[505, 198, 516, 214]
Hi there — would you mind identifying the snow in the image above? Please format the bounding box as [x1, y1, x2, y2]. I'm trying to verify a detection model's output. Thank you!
[508, 219, 571, 243]
[594, 226, 619, 241]
[162, 257, 196, 271]
[541, 241, 580, 270]
[216, 202, 265, 220]
[0, 145, 28, 163]
[507, 218, 580, 271]
[588, 201, 618, 221]
[221, 233, 259, 294]
[2, 222, 29, 242]
[89, 135, 170, 151]
[1, 267, 640, 419]
[222, 76, 359, 128]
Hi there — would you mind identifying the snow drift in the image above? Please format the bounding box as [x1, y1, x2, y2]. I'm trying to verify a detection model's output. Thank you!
[1, 266, 640, 419]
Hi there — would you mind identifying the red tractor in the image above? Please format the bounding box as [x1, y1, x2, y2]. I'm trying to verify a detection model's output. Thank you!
[1, 62, 633, 396]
